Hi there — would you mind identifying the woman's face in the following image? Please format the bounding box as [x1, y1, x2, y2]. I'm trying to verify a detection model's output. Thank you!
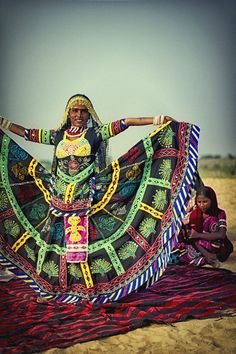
[68, 104, 90, 127]
[196, 195, 211, 213]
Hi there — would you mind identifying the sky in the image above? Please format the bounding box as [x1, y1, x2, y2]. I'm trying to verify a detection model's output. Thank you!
[0, 0, 235, 164]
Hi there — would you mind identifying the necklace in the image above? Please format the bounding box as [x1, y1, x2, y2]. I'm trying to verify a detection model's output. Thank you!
[66, 126, 84, 138]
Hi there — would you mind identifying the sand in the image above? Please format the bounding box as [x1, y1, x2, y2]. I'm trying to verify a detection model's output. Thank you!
[42, 178, 236, 354]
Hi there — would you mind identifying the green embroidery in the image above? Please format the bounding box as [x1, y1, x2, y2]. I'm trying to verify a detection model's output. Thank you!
[152, 189, 167, 211]
[3, 219, 20, 237]
[104, 244, 125, 275]
[100, 124, 111, 141]
[139, 218, 156, 238]
[75, 183, 90, 197]
[24, 245, 36, 261]
[0, 190, 8, 210]
[42, 260, 59, 278]
[118, 241, 138, 260]
[68, 264, 82, 278]
[41, 130, 52, 144]
[158, 126, 175, 148]
[29, 203, 47, 221]
[148, 178, 171, 190]
[57, 162, 95, 184]
[159, 159, 172, 181]
[89, 159, 152, 253]
[1, 136, 65, 256]
[98, 215, 116, 232]
[54, 178, 67, 195]
[37, 246, 47, 274]
[91, 258, 112, 275]
[98, 174, 112, 183]
[143, 136, 154, 158]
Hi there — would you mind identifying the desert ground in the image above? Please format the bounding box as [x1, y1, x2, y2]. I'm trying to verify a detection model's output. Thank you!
[42, 178, 236, 354]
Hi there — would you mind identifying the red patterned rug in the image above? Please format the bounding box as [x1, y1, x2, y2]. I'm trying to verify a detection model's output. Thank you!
[1, 265, 236, 354]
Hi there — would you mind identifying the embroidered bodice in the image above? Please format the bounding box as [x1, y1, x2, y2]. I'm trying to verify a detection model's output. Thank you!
[24, 120, 128, 216]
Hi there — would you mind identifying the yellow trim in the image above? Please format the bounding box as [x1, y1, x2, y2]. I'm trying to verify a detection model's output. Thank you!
[12, 231, 31, 252]
[103, 207, 124, 222]
[28, 159, 51, 204]
[38, 129, 42, 143]
[89, 160, 120, 216]
[109, 123, 113, 136]
[64, 183, 76, 204]
[140, 202, 163, 219]
[80, 262, 94, 288]
[149, 120, 172, 138]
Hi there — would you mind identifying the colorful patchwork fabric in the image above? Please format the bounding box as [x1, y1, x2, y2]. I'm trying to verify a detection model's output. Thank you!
[0, 120, 200, 303]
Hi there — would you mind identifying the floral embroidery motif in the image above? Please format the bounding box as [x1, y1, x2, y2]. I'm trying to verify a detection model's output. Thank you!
[3, 219, 20, 237]
[24, 245, 36, 261]
[51, 222, 64, 242]
[152, 189, 167, 211]
[91, 258, 112, 275]
[111, 203, 127, 216]
[54, 178, 67, 195]
[119, 182, 136, 198]
[126, 164, 141, 181]
[139, 218, 157, 238]
[68, 264, 82, 278]
[158, 126, 175, 148]
[0, 191, 8, 210]
[118, 241, 138, 260]
[159, 159, 172, 181]
[42, 261, 59, 278]
[10, 144, 29, 160]
[29, 203, 47, 221]
[11, 162, 28, 181]
[98, 216, 116, 232]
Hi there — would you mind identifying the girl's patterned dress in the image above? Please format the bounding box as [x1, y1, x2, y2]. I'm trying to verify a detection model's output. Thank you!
[176, 210, 227, 266]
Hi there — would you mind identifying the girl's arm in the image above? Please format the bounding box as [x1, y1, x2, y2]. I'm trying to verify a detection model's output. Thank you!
[195, 243, 218, 265]
[0, 117, 25, 137]
[189, 228, 226, 241]
[124, 115, 175, 127]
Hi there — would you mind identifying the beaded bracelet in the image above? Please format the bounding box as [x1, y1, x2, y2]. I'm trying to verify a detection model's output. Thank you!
[153, 115, 165, 125]
[0, 116, 12, 130]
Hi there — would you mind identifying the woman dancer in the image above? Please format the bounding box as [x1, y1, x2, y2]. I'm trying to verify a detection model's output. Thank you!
[0, 94, 200, 303]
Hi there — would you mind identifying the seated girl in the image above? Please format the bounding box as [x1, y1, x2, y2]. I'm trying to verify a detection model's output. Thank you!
[174, 186, 233, 267]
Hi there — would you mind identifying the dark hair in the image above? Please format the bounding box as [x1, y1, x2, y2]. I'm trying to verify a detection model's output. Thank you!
[195, 186, 220, 216]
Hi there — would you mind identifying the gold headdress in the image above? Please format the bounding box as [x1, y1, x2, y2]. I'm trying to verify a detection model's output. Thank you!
[59, 94, 102, 130]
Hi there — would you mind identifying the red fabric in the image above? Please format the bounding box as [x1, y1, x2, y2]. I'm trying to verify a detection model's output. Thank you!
[189, 207, 203, 232]
[1, 265, 236, 354]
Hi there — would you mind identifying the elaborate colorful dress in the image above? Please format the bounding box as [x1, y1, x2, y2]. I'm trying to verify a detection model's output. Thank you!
[174, 208, 233, 266]
[0, 117, 200, 303]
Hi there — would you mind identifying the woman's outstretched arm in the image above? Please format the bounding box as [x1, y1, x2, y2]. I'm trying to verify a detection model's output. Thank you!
[0, 116, 25, 137]
[124, 115, 175, 127]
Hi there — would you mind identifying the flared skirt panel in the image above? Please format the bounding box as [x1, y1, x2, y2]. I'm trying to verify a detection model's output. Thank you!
[0, 121, 200, 303]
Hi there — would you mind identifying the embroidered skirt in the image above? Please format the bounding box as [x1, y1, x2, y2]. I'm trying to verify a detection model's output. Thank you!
[0, 121, 200, 303]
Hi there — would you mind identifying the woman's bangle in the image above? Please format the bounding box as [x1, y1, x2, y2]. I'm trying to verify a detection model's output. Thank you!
[153, 115, 165, 125]
[0, 116, 12, 130]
